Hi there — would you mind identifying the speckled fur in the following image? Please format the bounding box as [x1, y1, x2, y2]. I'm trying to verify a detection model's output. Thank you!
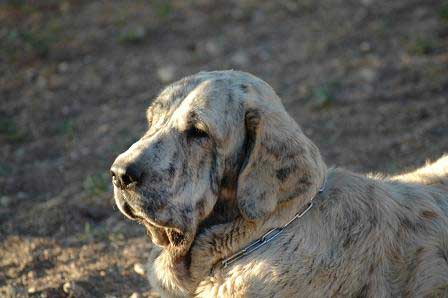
[113, 71, 448, 297]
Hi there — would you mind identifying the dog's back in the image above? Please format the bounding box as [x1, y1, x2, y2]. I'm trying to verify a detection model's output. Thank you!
[392, 155, 448, 191]
[379, 156, 448, 296]
[320, 157, 448, 297]
[391, 155, 448, 219]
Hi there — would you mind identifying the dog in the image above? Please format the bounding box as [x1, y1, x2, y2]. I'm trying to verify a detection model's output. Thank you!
[110, 70, 448, 297]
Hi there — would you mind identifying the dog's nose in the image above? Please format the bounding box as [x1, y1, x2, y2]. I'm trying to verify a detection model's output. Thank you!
[110, 161, 143, 189]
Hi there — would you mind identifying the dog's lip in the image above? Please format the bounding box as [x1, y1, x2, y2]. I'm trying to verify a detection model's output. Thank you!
[138, 215, 190, 250]
[144, 224, 187, 247]
[115, 194, 137, 221]
[142, 221, 188, 249]
[120, 203, 188, 249]
[115, 190, 174, 227]
[114, 189, 191, 250]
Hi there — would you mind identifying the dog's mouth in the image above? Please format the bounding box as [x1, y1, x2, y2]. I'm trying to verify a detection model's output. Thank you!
[142, 220, 187, 249]
[114, 186, 239, 257]
[114, 190, 191, 251]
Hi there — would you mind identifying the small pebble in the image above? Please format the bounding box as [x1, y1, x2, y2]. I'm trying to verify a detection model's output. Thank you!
[17, 192, 28, 200]
[231, 51, 250, 66]
[359, 68, 376, 82]
[134, 263, 145, 276]
[36, 76, 47, 89]
[63, 281, 88, 296]
[157, 65, 176, 83]
[0, 196, 11, 207]
[58, 62, 69, 73]
[204, 40, 221, 56]
[28, 287, 36, 293]
[360, 41, 371, 52]
[129, 293, 141, 298]
[27, 271, 36, 279]
[63, 282, 71, 293]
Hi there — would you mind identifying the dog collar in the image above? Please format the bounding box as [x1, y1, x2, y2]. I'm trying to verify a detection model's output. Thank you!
[219, 176, 327, 270]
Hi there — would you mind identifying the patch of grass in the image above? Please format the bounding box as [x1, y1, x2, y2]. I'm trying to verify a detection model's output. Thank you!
[55, 119, 75, 139]
[153, 1, 172, 19]
[381, 17, 394, 30]
[78, 222, 111, 242]
[1, 29, 22, 60]
[84, 222, 92, 235]
[21, 27, 60, 57]
[118, 26, 146, 44]
[3, 27, 60, 59]
[370, 17, 394, 38]
[409, 38, 439, 56]
[2, 12, 63, 61]
[0, 163, 12, 177]
[5, 0, 70, 13]
[439, 3, 448, 22]
[308, 82, 339, 110]
[5, 0, 28, 9]
[280, 0, 316, 14]
[83, 172, 110, 196]
[0, 118, 27, 142]
[108, 232, 125, 243]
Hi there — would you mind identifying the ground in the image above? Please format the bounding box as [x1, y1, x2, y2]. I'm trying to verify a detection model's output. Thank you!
[1, 0, 447, 297]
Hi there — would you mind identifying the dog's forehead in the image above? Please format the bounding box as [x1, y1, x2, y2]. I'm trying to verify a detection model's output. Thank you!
[147, 70, 280, 134]
[186, 78, 232, 107]
[152, 76, 203, 112]
[163, 77, 232, 107]
[151, 74, 244, 122]
[153, 70, 262, 107]
[171, 79, 238, 132]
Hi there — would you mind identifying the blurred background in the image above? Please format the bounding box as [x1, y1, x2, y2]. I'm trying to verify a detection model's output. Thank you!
[1, 0, 447, 297]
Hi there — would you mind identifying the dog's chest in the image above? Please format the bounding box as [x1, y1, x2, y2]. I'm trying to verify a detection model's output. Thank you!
[195, 261, 283, 297]
[194, 257, 319, 298]
[194, 247, 370, 298]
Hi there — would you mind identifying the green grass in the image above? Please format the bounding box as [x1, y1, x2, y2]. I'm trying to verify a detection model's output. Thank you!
[439, 3, 448, 22]
[21, 26, 60, 57]
[78, 222, 112, 242]
[5, 0, 29, 9]
[55, 119, 75, 139]
[308, 81, 339, 110]
[83, 172, 110, 196]
[152, 1, 172, 19]
[1, 4, 64, 60]
[118, 26, 146, 44]
[0, 163, 12, 177]
[409, 38, 439, 56]
[3, 27, 60, 59]
[0, 118, 27, 142]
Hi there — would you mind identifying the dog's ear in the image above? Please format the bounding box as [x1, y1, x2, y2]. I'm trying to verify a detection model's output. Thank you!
[236, 108, 324, 220]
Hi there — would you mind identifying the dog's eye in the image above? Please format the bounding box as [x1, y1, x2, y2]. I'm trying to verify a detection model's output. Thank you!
[186, 126, 208, 139]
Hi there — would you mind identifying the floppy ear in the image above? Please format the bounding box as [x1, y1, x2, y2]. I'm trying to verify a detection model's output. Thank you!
[236, 108, 325, 220]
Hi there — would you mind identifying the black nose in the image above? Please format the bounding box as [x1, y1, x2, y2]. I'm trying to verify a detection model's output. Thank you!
[110, 161, 143, 189]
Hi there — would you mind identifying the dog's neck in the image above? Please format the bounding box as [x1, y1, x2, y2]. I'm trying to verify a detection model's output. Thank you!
[189, 173, 327, 281]
[150, 155, 328, 296]
[150, 188, 327, 297]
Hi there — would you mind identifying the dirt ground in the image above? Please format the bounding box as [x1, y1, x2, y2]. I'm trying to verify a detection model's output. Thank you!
[1, 0, 447, 297]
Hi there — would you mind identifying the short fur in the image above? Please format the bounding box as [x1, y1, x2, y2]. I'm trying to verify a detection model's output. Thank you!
[111, 70, 448, 297]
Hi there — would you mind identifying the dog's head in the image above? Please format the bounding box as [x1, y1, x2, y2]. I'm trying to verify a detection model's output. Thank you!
[111, 71, 325, 256]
